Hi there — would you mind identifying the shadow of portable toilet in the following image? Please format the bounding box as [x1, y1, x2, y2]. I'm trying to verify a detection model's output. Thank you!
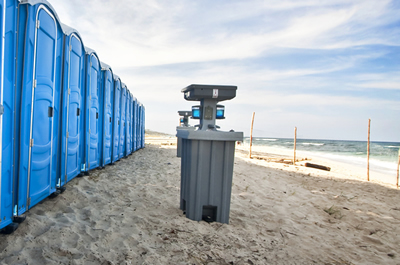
[177, 84, 243, 224]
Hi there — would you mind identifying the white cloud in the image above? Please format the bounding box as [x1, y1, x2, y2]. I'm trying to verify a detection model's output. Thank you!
[47, 0, 400, 141]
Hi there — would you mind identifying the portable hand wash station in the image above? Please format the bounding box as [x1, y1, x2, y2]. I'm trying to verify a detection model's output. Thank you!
[177, 84, 243, 224]
[176, 111, 195, 157]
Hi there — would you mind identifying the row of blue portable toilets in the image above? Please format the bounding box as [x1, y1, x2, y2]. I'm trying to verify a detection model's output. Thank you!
[0, 0, 145, 233]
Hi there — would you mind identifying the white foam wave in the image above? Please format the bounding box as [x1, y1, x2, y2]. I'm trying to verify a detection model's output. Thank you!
[302, 143, 324, 146]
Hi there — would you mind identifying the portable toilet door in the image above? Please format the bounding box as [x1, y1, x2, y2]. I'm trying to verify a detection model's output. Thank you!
[0, 0, 18, 232]
[100, 62, 113, 167]
[15, 0, 64, 213]
[131, 95, 135, 153]
[130, 95, 135, 154]
[136, 101, 140, 150]
[119, 83, 127, 158]
[125, 92, 131, 155]
[84, 47, 102, 172]
[137, 102, 142, 150]
[111, 75, 121, 163]
[140, 104, 145, 148]
[59, 24, 85, 187]
[142, 105, 145, 148]
[132, 97, 137, 152]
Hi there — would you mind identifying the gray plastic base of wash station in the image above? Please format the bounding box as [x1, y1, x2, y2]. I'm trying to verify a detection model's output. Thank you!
[176, 126, 196, 157]
[178, 130, 243, 224]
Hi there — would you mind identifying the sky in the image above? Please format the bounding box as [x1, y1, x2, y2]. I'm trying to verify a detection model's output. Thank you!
[49, 0, 400, 141]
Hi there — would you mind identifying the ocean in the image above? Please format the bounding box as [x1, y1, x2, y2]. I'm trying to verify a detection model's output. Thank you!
[242, 137, 400, 176]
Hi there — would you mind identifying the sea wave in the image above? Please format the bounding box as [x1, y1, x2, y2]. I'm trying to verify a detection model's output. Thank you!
[386, 146, 400, 148]
[258, 139, 277, 141]
[302, 143, 324, 146]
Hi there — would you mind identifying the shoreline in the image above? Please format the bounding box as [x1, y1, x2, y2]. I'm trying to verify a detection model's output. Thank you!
[236, 144, 399, 188]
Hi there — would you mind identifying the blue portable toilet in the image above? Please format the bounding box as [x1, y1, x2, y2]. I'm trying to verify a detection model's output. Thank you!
[0, 0, 19, 232]
[130, 94, 135, 154]
[137, 102, 142, 150]
[140, 104, 145, 148]
[119, 83, 127, 158]
[126, 92, 131, 155]
[111, 75, 121, 163]
[83, 47, 103, 172]
[15, 0, 64, 213]
[100, 62, 113, 167]
[135, 99, 139, 151]
[132, 96, 137, 152]
[142, 105, 145, 148]
[59, 23, 85, 188]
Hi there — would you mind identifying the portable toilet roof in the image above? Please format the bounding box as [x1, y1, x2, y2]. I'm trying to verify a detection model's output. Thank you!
[19, 0, 61, 21]
[85, 46, 97, 56]
[100, 61, 112, 72]
[121, 82, 127, 89]
[61, 23, 84, 41]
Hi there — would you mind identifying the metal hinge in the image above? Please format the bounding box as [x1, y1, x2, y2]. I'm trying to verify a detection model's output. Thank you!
[27, 197, 31, 207]
[69, 45, 72, 51]
[90, 62, 92, 67]
[36, 20, 40, 28]
[30, 139, 34, 147]
[90, 95, 91, 100]
[68, 88, 71, 95]
[66, 132, 69, 138]
[34, 79, 37, 88]
[89, 129, 91, 134]
[0, 104, 4, 116]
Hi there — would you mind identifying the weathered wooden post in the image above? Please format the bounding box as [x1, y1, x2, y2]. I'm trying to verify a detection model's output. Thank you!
[397, 148, 400, 189]
[293, 127, 297, 165]
[367, 119, 371, 181]
[249, 112, 255, 159]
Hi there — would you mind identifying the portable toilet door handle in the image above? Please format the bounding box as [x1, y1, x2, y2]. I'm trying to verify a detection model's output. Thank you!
[48, 106, 54, 117]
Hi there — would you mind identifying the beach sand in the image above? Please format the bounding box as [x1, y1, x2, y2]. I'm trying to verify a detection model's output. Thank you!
[1, 132, 400, 264]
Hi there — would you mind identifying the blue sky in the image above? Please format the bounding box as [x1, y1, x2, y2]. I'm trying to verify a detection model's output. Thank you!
[50, 0, 400, 141]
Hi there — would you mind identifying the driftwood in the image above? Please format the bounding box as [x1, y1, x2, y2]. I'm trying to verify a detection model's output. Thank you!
[304, 162, 331, 171]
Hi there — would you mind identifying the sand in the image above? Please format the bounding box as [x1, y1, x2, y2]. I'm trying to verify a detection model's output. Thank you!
[1, 133, 400, 264]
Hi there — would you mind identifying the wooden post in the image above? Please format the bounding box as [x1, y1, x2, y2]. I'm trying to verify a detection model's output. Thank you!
[397, 149, 400, 189]
[293, 127, 297, 165]
[367, 119, 371, 181]
[249, 112, 255, 159]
